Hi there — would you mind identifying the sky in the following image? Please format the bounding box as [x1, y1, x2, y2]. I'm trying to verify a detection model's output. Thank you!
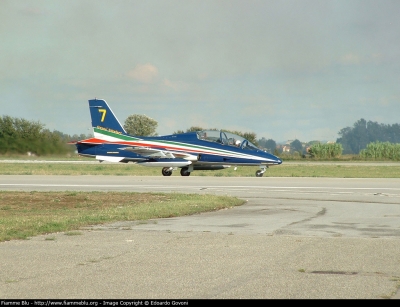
[1, 0, 400, 143]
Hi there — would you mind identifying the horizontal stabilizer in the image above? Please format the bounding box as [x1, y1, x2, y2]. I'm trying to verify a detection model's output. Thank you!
[95, 155, 125, 163]
[78, 138, 104, 145]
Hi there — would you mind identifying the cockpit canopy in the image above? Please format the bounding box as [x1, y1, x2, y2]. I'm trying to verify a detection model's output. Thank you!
[197, 130, 259, 151]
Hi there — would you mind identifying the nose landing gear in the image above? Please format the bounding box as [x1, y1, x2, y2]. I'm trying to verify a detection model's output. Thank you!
[256, 166, 268, 177]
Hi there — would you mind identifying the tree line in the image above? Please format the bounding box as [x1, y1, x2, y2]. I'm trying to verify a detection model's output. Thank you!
[337, 118, 400, 154]
[0, 115, 90, 156]
[2, 113, 400, 160]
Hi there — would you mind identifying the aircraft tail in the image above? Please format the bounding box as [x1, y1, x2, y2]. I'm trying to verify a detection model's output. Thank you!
[88, 98, 127, 136]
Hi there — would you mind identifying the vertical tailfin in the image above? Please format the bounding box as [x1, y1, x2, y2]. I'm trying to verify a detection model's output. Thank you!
[88, 98, 127, 135]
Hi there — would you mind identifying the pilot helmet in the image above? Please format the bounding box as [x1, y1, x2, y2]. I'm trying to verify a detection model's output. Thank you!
[235, 140, 241, 146]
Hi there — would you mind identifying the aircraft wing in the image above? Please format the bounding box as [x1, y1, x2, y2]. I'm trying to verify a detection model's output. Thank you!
[119, 146, 175, 158]
[119, 146, 197, 160]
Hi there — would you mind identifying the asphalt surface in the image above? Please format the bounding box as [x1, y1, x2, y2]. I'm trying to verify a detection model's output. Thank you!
[1, 175, 400, 299]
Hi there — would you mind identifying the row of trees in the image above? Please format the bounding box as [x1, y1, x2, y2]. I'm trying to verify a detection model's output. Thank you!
[337, 119, 400, 154]
[2, 112, 400, 160]
[258, 118, 400, 158]
[0, 115, 90, 156]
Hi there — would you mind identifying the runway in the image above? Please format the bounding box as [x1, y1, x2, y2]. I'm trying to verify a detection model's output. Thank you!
[1, 175, 400, 299]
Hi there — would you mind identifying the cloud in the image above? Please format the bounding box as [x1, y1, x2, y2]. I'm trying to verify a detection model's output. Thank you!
[338, 52, 385, 66]
[162, 78, 190, 92]
[379, 95, 398, 106]
[162, 79, 179, 91]
[339, 53, 362, 65]
[20, 6, 46, 16]
[126, 64, 159, 83]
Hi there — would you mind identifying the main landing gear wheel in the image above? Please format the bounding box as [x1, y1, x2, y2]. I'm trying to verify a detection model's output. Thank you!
[180, 167, 191, 176]
[162, 167, 173, 176]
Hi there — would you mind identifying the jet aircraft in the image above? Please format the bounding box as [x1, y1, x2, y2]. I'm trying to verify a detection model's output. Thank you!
[75, 98, 282, 177]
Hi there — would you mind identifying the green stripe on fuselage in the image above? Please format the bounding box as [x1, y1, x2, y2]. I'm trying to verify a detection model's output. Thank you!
[94, 127, 141, 141]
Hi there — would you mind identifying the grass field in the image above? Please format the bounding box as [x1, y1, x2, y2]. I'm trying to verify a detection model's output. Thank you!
[0, 191, 244, 242]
